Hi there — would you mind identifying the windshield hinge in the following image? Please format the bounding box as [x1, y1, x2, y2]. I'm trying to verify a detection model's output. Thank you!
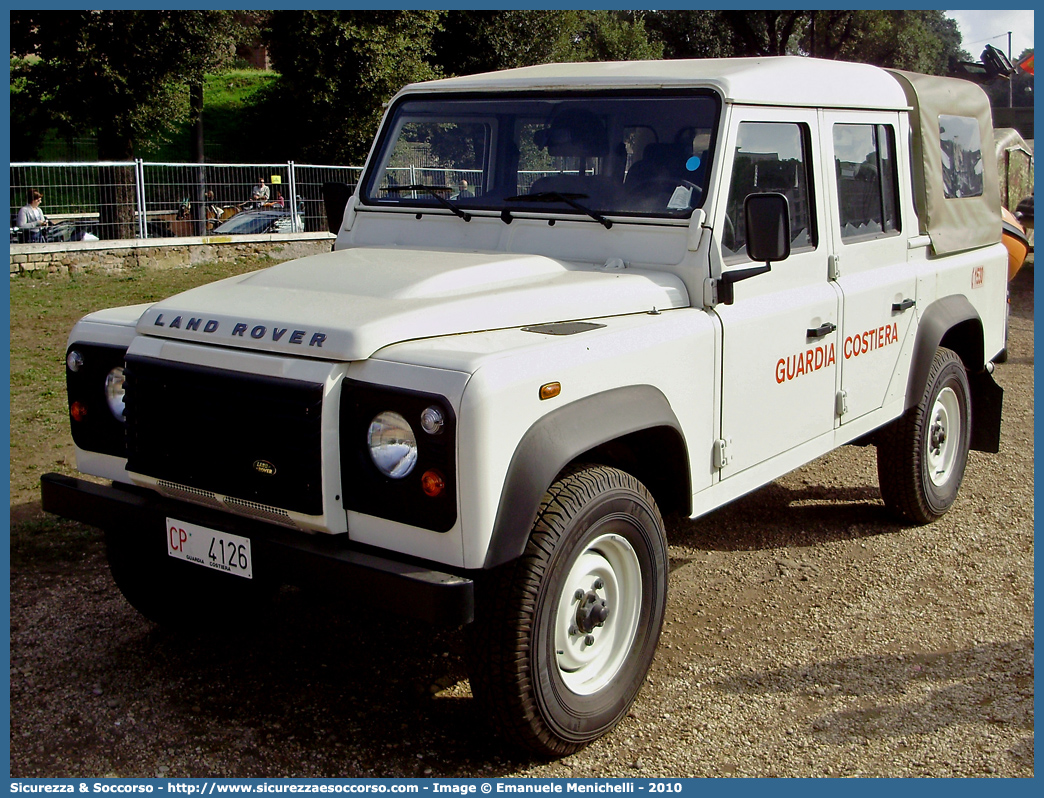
[703, 276, 719, 307]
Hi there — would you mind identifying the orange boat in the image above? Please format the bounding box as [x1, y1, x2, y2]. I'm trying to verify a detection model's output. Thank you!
[1001, 206, 1029, 281]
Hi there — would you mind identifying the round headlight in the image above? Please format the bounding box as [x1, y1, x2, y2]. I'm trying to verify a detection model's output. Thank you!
[67, 350, 84, 372]
[104, 367, 126, 422]
[367, 411, 417, 478]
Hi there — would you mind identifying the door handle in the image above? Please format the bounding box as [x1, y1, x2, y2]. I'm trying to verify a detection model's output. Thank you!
[806, 322, 837, 339]
[892, 298, 916, 313]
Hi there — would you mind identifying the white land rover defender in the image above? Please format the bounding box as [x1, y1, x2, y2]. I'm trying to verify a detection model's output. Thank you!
[43, 58, 1007, 755]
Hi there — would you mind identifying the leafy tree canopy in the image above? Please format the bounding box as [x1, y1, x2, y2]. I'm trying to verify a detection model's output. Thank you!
[721, 10, 968, 74]
[432, 10, 662, 77]
[644, 11, 734, 60]
[262, 10, 443, 165]
[13, 9, 991, 168]
[11, 10, 242, 160]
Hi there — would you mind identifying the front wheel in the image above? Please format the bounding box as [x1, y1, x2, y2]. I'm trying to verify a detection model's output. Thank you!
[877, 347, 972, 523]
[466, 466, 668, 756]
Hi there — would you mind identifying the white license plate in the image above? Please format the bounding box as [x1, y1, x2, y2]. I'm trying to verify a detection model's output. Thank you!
[166, 518, 253, 579]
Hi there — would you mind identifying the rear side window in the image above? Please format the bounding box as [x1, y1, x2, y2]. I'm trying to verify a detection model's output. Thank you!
[722, 122, 817, 262]
[833, 123, 901, 239]
[938, 115, 984, 198]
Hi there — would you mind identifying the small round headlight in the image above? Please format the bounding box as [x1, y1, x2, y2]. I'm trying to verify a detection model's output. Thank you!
[420, 405, 444, 435]
[367, 411, 418, 478]
[104, 367, 126, 422]
[67, 350, 84, 372]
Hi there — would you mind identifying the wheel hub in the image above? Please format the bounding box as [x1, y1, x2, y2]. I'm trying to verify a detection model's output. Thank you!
[574, 589, 609, 634]
[930, 420, 947, 453]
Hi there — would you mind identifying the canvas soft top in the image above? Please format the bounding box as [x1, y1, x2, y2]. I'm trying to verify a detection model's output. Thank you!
[887, 69, 1001, 255]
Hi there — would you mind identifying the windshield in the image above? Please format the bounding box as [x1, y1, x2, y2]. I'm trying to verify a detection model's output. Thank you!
[362, 92, 720, 220]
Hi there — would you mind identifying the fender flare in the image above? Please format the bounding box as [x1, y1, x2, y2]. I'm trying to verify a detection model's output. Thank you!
[906, 295, 1001, 453]
[906, 295, 983, 409]
[483, 385, 688, 569]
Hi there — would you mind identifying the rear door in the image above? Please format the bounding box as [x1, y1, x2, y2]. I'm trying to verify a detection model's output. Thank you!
[821, 111, 916, 423]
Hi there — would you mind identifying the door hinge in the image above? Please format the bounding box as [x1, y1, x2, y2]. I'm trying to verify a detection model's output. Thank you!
[828, 254, 841, 281]
[713, 438, 731, 469]
[835, 390, 848, 417]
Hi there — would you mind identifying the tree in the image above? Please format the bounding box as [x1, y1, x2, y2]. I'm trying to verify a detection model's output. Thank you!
[644, 11, 734, 59]
[433, 11, 583, 76]
[568, 11, 664, 63]
[11, 11, 241, 237]
[263, 11, 443, 165]
[722, 11, 807, 56]
[715, 10, 967, 74]
[828, 10, 968, 74]
[433, 10, 661, 77]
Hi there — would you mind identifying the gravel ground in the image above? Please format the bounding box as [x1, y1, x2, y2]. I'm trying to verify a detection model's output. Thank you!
[10, 266, 1033, 778]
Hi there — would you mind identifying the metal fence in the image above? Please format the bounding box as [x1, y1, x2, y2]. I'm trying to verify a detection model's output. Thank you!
[10, 161, 363, 243]
[11, 160, 578, 244]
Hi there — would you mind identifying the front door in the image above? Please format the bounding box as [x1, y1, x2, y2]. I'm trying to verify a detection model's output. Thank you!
[713, 108, 840, 478]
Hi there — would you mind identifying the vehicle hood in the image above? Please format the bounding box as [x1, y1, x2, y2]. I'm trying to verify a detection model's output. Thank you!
[135, 247, 689, 361]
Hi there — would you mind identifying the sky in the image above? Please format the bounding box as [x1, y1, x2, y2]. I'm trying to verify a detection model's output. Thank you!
[946, 9, 1035, 62]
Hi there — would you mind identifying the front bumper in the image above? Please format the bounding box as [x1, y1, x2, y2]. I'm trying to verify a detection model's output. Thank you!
[40, 473, 474, 625]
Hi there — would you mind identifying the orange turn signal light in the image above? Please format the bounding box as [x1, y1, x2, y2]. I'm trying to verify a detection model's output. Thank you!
[70, 401, 88, 422]
[539, 382, 561, 401]
[421, 469, 446, 498]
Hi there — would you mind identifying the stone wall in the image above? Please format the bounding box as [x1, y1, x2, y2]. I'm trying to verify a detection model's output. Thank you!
[9, 232, 335, 277]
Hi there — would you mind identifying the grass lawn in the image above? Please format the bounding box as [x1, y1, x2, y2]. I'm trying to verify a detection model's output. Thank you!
[9, 258, 272, 553]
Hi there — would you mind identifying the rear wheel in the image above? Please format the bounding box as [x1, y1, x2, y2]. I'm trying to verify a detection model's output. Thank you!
[466, 465, 668, 756]
[877, 347, 972, 523]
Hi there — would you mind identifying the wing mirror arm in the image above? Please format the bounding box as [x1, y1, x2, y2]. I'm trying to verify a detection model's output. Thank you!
[718, 264, 771, 305]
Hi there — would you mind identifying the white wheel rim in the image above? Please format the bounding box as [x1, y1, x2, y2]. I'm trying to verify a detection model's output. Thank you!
[927, 386, 960, 486]
[553, 531, 642, 696]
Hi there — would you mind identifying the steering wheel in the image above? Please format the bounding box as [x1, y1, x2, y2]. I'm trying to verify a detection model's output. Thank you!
[629, 178, 703, 210]
[722, 214, 737, 250]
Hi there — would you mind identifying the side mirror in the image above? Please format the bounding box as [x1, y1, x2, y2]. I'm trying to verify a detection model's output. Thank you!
[322, 182, 353, 235]
[744, 192, 791, 264]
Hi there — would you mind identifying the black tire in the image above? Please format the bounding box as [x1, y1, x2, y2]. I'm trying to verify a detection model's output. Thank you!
[877, 347, 972, 523]
[106, 525, 276, 630]
[466, 465, 668, 756]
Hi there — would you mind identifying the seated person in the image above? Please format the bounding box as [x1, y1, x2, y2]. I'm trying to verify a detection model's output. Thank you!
[16, 190, 52, 242]
[250, 177, 270, 206]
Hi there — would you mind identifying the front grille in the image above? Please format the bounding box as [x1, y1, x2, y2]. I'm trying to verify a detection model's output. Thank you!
[156, 479, 298, 528]
[125, 356, 325, 516]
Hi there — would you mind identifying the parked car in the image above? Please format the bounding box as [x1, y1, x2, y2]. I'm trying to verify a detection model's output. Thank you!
[211, 204, 303, 236]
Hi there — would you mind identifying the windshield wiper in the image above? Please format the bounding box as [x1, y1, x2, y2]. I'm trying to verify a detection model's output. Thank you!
[505, 191, 613, 229]
[381, 184, 471, 222]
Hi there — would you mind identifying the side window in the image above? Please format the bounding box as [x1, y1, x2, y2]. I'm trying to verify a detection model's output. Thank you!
[722, 122, 816, 262]
[938, 115, 984, 198]
[833, 123, 901, 239]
